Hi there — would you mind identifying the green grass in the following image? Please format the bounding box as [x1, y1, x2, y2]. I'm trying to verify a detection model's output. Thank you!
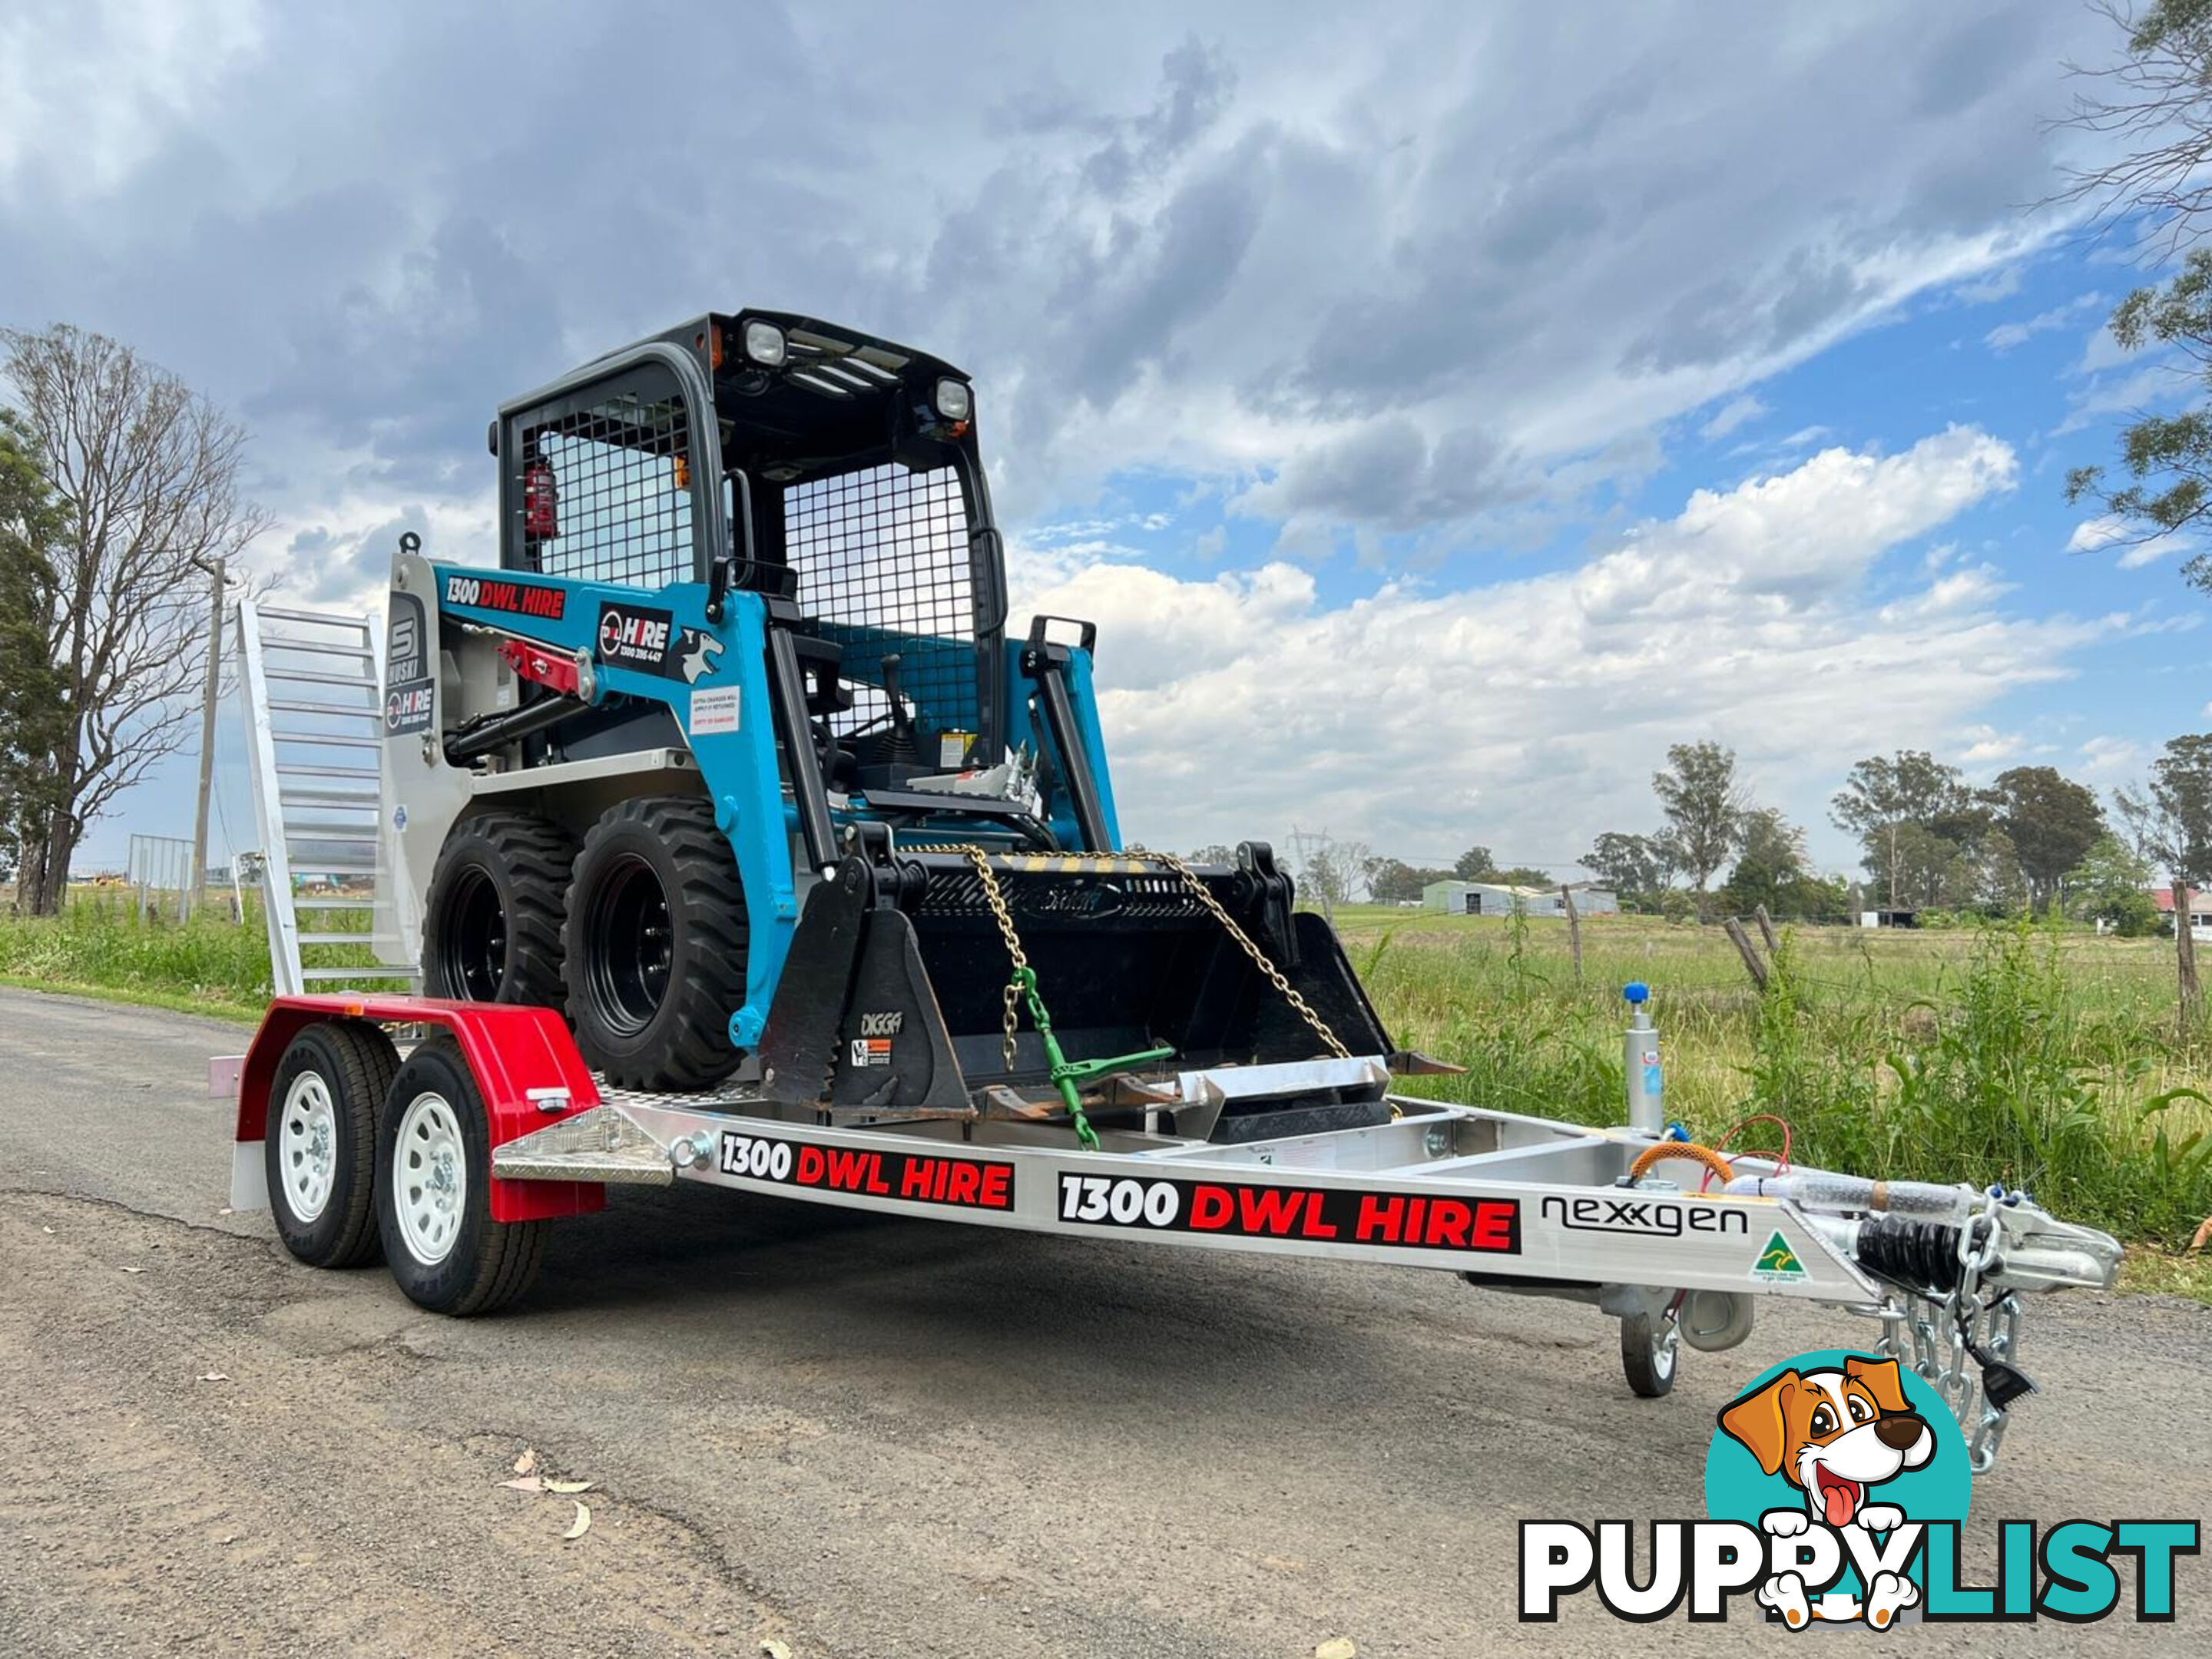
[0, 892, 275, 1017]
[1336, 905, 2212, 1251]
[0, 889, 402, 1020]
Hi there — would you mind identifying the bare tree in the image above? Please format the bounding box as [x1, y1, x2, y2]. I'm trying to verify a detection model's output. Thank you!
[2052, 1, 2212, 253]
[2, 325, 270, 913]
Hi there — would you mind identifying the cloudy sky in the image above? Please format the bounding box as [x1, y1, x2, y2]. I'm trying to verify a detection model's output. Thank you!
[2, 1, 2200, 879]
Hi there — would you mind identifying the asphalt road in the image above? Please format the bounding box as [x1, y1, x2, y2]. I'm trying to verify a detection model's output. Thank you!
[2, 987, 2207, 1657]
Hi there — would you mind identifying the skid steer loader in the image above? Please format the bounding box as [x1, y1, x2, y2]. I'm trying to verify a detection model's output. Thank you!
[378, 309, 1401, 1144]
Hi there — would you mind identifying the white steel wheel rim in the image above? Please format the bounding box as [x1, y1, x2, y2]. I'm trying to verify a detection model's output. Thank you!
[393, 1091, 468, 1266]
[277, 1070, 340, 1223]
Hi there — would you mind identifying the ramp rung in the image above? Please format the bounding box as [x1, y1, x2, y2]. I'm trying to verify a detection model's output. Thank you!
[293, 896, 376, 910]
[267, 667, 379, 688]
[273, 731, 381, 748]
[298, 931, 400, 945]
[268, 700, 380, 719]
[293, 859, 379, 874]
[257, 607, 372, 631]
[298, 967, 418, 983]
[285, 822, 379, 838]
[267, 644, 376, 662]
[276, 763, 378, 780]
[280, 792, 376, 809]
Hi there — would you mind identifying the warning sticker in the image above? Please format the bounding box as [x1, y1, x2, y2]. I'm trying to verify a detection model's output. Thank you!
[849, 1038, 892, 1068]
[690, 685, 740, 735]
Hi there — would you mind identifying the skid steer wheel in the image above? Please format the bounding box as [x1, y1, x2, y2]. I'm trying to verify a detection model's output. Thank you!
[421, 811, 577, 1007]
[563, 795, 748, 1091]
[1621, 1307, 1681, 1399]
[374, 1035, 545, 1316]
[267, 1020, 399, 1269]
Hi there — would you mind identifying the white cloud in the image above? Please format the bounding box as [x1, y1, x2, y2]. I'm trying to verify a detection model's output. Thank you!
[2066, 514, 2127, 552]
[1700, 393, 1768, 441]
[1013, 427, 2098, 859]
[1983, 291, 2104, 353]
[1956, 724, 2022, 765]
[2054, 361, 2189, 435]
[2065, 513, 2191, 569]
[2118, 533, 2192, 570]
[2078, 734, 2144, 780]
[1953, 266, 2025, 304]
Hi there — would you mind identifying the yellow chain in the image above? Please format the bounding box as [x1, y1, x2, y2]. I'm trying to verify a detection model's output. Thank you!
[959, 845, 1029, 1071]
[1133, 846, 1353, 1061]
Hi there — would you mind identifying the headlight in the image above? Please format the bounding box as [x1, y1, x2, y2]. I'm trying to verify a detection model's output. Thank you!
[743, 320, 786, 367]
[935, 377, 972, 422]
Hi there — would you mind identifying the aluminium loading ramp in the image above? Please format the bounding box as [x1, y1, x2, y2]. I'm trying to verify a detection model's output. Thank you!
[235, 598, 417, 995]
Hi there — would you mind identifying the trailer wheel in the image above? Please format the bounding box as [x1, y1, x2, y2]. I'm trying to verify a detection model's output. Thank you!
[266, 1021, 398, 1269]
[1621, 1308, 1680, 1399]
[374, 1036, 545, 1315]
[422, 811, 577, 1008]
[563, 796, 747, 1090]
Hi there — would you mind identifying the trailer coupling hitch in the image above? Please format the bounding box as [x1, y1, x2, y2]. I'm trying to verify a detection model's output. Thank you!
[1012, 965, 1174, 1151]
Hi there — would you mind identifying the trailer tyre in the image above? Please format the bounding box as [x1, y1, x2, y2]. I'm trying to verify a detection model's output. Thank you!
[1621, 1308, 1680, 1399]
[267, 1021, 399, 1269]
[564, 796, 747, 1090]
[375, 1036, 545, 1315]
[422, 811, 577, 1008]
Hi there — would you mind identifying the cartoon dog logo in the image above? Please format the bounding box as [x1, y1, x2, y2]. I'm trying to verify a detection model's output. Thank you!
[678, 630, 724, 684]
[1717, 1354, 1936, 1630]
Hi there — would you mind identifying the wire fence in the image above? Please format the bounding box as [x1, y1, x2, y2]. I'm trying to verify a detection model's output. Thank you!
[126, 833, 194, 923]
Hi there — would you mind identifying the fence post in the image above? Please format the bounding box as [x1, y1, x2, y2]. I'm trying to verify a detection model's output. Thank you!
[1723, 916, 1770, 992]
[1560, 884, 1583, 981]
[2177, 879, 2200, 1037]
[1753, 904, 1781, 955]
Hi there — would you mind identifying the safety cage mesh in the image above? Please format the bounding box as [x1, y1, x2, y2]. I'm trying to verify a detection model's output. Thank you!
[519, 376, 696, 588]
[787, 462, 979, 741]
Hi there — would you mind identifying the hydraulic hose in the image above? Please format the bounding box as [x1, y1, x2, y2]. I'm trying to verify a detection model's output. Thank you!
[1626, 1141, 1737, 1188]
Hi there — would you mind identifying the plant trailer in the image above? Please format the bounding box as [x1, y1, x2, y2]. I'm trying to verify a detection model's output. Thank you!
[227, 309, 2121, 1470]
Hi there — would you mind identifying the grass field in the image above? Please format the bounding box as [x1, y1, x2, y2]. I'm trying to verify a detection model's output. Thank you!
[5, 892, 2210, 1280]
[1332, 904, 2212, 1257]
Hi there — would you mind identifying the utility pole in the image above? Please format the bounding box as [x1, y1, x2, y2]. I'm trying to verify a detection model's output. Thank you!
[187, 554, 228, 923]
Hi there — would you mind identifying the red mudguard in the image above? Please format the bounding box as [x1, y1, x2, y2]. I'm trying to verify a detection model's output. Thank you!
[239, 994, 606, 1222]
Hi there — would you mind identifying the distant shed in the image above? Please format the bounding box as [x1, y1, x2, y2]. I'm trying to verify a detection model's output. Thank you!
[1422, 881, 1616, 917]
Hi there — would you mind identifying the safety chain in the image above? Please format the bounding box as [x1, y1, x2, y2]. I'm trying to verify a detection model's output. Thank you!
[1132, 846, 1353, 1061]
[959, 846, 1031, 1072]
[1875, 1210, 2019, 1473]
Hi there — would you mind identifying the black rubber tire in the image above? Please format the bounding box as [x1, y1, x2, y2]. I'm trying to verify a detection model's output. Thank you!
[563, 796, 748, 1090]
[1621, 1309, 1681, 1399]
[374, 1036, 545, 1316]
[421, 811, 577, 1007]
[266, 1021, 398, 1269]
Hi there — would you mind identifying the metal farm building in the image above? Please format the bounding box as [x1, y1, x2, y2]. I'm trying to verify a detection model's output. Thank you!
[1421, 881, 1618, 917]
